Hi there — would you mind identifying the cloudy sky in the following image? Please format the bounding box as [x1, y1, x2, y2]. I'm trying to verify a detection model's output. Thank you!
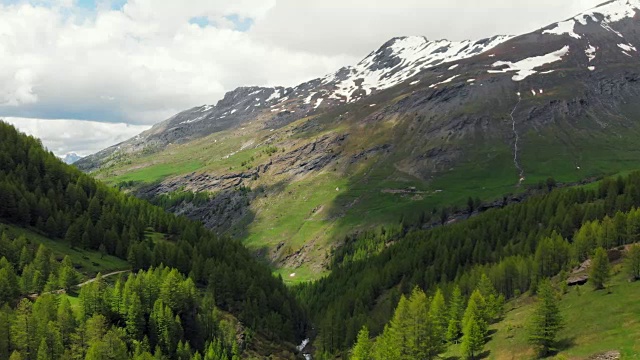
[0, 0, 603, 156]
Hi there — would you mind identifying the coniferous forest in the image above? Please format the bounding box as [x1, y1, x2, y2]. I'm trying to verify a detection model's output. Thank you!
[3, 119, 640, 359]
[0, 122, 307, 359]
[296, 170, 640, 357]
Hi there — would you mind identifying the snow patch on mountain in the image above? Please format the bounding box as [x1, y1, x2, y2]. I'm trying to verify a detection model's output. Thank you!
[575, 0, 640, 25]
[543, 1, 639, 41]
[304, 92, 317, 104]
[543, 20, 582, 39]
[585, 45, 597, 62]
[322, 35, 512, 102]
[488, 46, 570, 81]
[429, 75, 459, 88]
[618, 43, 638, 52]
[266, 90, 282, 102]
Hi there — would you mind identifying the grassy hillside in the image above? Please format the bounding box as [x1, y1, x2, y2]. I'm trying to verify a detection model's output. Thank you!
[92, 105, 640, 284]
[0, 222, 130, 277]
[79, 41, 640, 285]
[446, 267, 640, 359]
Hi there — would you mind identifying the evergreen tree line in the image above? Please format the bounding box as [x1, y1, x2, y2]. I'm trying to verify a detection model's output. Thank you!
[296, 171, 640, 355]
[330, 224, 404, 269]
[149, 190, 212, 210]
[346, 274, 504, 360]
[0, 233, 80, 303]
[348, 240, 640, 359]
[0, 122, 307, 343]
[0, 264, 255, 360]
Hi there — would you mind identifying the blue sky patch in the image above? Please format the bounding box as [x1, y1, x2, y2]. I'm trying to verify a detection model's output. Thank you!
[189, 16, 212, 28]
[225, 14, 253, 32]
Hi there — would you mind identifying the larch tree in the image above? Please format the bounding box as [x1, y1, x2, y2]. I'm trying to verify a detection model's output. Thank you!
[463, 290, 487, 336]
[446, 286, 464, 343]
[625, 243, 640, 280]
[528, 280, 563, 356]
[11, 298, 35, 360]
[590, 247, 611, 290]
[407, 287, 440, 360]
[350, 326, 372, 360]
[126, 294, 145, 341]
[461, 314, 484, 360]
[428, 288, 448, 347]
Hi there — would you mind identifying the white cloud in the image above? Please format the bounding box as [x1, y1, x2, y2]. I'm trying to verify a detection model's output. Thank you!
[0, 0, 605, 155]
[2, 117, 150, 156]
[251, 0, 603, 58]
[0, 1, 353, 125]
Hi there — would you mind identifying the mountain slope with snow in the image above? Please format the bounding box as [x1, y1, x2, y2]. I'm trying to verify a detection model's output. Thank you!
[78, 0, 640, 278]
[76, 35, 512, 171]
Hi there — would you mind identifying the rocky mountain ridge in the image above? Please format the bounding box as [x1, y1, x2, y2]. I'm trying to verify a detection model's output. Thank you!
[78, 0, 640, 277]
[76, 34, 512, 171]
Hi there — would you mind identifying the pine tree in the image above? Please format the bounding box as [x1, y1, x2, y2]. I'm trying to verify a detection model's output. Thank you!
[0, 304, 11, 360]
[0, 262, 19, 304]
[590, 247, 611, 290]
[462, 290, 487, 336]
[65, 221, 83, 249]
[372, 324, 396, 360]
[461, 314, 484, 360]
[446, 286, 464, 343]
[58, 256, 78, 291]
[37, 338, 50, 360]
[350, 326, 372, 360]
[407, 287, 441, 359]
[57, 297, 77, 347]
[126, 294, 145, 340]
[428, 288, 448, 346]
[528, 280, 563, 356]
[85, 329, 128, 360]
[625, 243, 640, 281]
[478, 274, 502, 322]
[12, 299, 36, 360]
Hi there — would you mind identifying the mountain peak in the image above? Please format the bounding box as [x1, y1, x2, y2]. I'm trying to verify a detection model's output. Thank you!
[582, 0, 640, 23]
[320, 34, 511, 103]
[61, 152, 82, 164]
[542, 0, 638, 40]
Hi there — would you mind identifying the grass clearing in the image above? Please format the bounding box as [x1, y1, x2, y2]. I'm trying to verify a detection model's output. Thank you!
[108, 160, 203, 184]
[446, 266, 640, 359]
[0, 222, 130, 278]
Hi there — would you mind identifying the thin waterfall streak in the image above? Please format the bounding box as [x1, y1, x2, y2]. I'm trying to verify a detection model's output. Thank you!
[510, 94, 524, 185]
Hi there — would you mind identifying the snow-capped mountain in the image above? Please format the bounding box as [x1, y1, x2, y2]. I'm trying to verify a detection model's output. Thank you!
[77, 0, 640, 173]
[61, 152, 82, 164]
[75, 0, 640, 270]
[76, 35, 512, 170]
[320, 35, 512, 102]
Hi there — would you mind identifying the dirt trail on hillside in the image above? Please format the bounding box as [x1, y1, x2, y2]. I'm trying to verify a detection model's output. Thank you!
[76, 269, 130, 287]
[28, 269, 131, 299]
